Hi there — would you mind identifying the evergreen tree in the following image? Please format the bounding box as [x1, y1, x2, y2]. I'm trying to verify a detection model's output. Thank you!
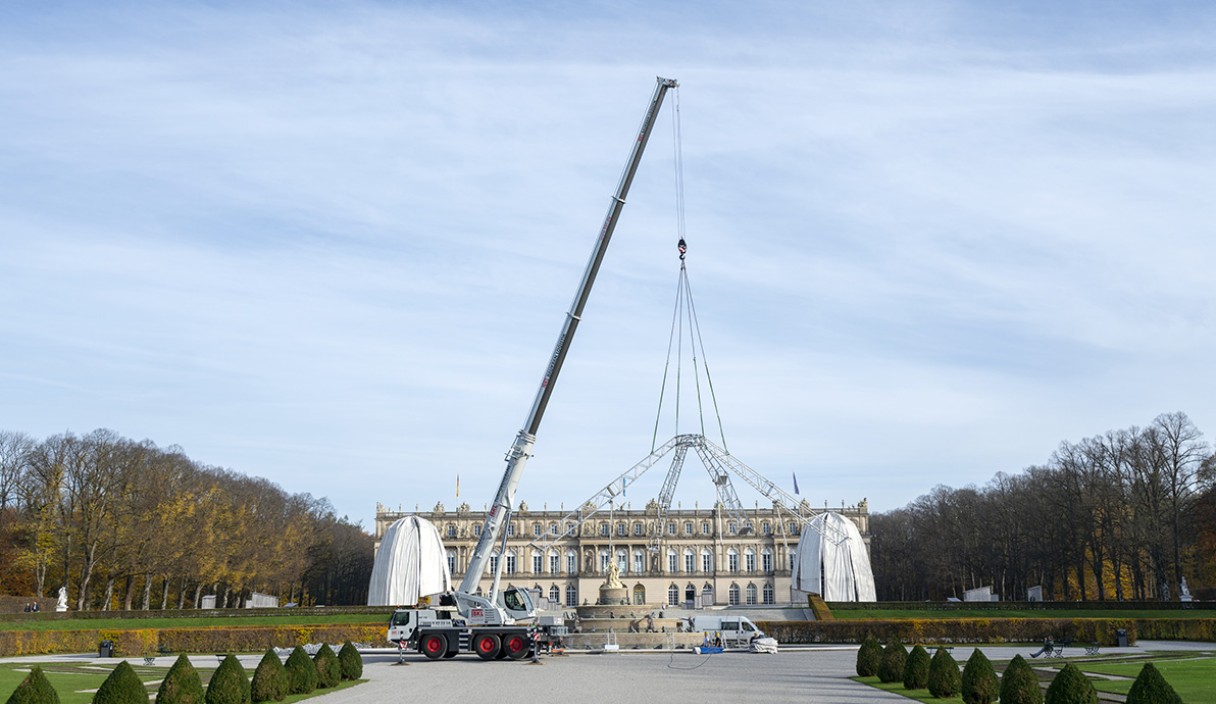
[205, 655, 251, 704]
[902, 645, 931, 690]
[856, 636, 882, 677]
[961, 649, 999, 704]
[250, 650, 288, 703]
[878, 642, 908, 684]
[156, 655, 205, 704]
[1125, 663, 1182, 704]
[337, 642, 363, 680]
[999, 655, 1044, 704]
[284, 647, 317, 694]
[94, 662, 148, 704]
[6, 666, 60, 704]
[1044, 663, 1098, 704]
[312, 645, 341, 689]
[928, 647, 962, 698]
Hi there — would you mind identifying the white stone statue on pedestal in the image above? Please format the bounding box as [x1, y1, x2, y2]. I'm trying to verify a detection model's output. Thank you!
[55, 586, 68, 612]
[1180, 576, 1193, 603]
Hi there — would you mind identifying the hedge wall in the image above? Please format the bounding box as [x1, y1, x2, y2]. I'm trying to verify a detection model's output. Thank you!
[756, 618, 1142, 646]
[0, 625, 388, 657]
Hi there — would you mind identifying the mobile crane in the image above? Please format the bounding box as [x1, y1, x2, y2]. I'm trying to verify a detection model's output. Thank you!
[388, 76, 679, 660]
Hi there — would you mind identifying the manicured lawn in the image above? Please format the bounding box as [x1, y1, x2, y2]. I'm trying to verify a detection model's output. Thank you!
[831, 608, 1215, 620]
[0, 613, 384, 632]
[0, 662, 364, 704]
[852, 676, 961, 702]
[1080, 655, 1216, 704]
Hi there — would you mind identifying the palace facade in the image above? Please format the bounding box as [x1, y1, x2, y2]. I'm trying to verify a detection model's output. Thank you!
[374, 498, 869, 608]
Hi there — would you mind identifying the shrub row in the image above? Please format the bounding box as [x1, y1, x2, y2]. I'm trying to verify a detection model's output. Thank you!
[0, 625, 386, 657]
[829, 600, 1216, 612]
[758, 618, 1140, 646]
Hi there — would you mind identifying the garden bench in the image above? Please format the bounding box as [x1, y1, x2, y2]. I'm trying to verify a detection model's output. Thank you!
[1084, 644, 1100, 656]
[1049, 638, 1072, 657]
[143, 657, 156, 666]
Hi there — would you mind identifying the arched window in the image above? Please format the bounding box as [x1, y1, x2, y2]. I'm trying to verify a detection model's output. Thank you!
[600, 549, 611, 573]
[616, 549, 628, 573]
[488, 551, 499, 575]
[565, 584, 577, 607]
[505, 549, 517, 575]
[633, 550, 645, 574]
[446, 549, 456, 574]
[667, 549, 678, 573]
[684, 584, 696, 604]
[728, 583, 740, 606]
[762, 583, 775, 605]
[566, 549, 577, 575]
[701, 548, 713, 573]
[745, 548, 756, 573]
[633, 584, 646, 604]
[683, 548, 695, 573]
[549, 585, 561, 603]
[746, 583, 757, 605]
[668, 584, 680, 606]
[702, 583, 714, 605]
[762, 548, 773, 573]
[549, 550, 560, 574]
[532, 551, 543, 574]
[727, 548, 739, 573]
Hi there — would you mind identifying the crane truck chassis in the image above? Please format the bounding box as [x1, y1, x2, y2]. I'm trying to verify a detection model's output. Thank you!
[387, 76, 677, 661]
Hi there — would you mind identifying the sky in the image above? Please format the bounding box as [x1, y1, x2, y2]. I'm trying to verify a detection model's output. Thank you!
[2, 1, 1214, 530]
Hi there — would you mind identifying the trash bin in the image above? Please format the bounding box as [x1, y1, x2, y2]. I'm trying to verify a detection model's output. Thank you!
[1116, 629, 1128, 648]
[98, 640, 114, 658]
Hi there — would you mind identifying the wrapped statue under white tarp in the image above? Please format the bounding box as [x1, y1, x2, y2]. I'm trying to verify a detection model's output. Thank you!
[367, 515, 452, 606]
[791, 511, 877, 602]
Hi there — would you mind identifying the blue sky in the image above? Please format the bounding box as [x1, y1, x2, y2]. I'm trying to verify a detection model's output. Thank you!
[3, 1, 1214, 528]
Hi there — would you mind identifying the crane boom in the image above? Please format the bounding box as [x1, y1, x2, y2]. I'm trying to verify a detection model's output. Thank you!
[456, 77, 678, 607]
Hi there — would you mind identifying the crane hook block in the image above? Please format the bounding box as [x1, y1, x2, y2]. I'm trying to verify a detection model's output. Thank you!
[678, 238, 687, 260]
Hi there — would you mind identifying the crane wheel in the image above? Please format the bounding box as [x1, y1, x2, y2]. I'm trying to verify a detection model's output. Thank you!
[503, 634, 530, 660]
[421, 633, 447, 660]
[473, 633, 501, 660]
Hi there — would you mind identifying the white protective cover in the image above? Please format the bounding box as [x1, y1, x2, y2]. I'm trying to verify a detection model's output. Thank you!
[791, 511, 877, 602]
[367, 515, 452, 606]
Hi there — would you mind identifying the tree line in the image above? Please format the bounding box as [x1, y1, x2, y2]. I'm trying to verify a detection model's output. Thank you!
[0, 428, 373, 609]
[870, 412, 1216, 602]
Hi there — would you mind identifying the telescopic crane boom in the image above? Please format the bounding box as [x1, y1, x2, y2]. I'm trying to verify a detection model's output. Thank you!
[454, 76, 678, 622]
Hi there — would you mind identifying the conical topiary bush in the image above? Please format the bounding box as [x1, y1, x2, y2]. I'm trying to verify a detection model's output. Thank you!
[903, 644, 931, 690]
[928, 647, 962, 698]
[6, 666, 60, 704]
[205, 655, 250, 704]
[250, 650, 288, 703]
[999, 654, 1043, 704]
[312, 644, 340, 689]
[156, 654, 205, 704]
[283, 647, 317, 695]
[1044, 663, 1097, 704]
[878, 641, 908, 684]
[961, 648, 999, 704]
[94, 661, 148, 704]
[337, 642, 363, 680]
[1125, 663, 1182, 704]
[856, 636, 882, 677]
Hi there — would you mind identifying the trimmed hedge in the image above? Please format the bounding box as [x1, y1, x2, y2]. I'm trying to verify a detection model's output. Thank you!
[0, 624, 386, 657]
[855, 636, 882, 677]
[156, 654, 205, 704]
[95, 661, 148, 704]
[756, 618, 1140, 646]
[928, 648, 961, 698]
[1045, 663, 1097, 704]
[1125, 663, 1182, 704]
[313, 645, 340, 689]
[250, 650, 288, 703]
[999, 655, 1043, 704]
[961, 649, 998, 704]
[902, 645, 930, 690]
[205, 656, 250, 704]
[283, 647, 317, 695]
[5, 666, 60, 704]
[877, 642, 907, 684]
[337, 642, 362, 680]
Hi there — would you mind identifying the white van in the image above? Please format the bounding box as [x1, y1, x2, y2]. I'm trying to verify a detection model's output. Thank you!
[691, 615, 765, 644]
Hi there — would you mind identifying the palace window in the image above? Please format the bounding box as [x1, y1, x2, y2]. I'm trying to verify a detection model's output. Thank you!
[746, 584, 757, 605]
[727, 548, 739, 573]
[762, 521, 771, 535]
[633, 522, 644, 536]
[633, 550, 645, 573]
[600, 522, 609, 537]
[616, 550, 628, 573]
[762, 583, 775, 605]
[668, 584, 680, 606]
[550, 522, 559, 535]
[684, 521, 693, 535]
[701, 522, 710, 535]
[507, 522, 515, 537]
[728, 584, 740, 606]
[533, 522, 542, 537]
[667, 550, 678, 573]
[532, 553, 543, 574]
[762, 548, 773, 573]
[446, 550, 456, 574]
[473, 524, 481, 537]
[566, 550, 577, 575]
[549, 551, 560, 574]
[667, 522, 676, 535]
[488, 552, 499, 575]
[745, 548, 756, 573]
[447, 524, 457, 538]
[549, 585, 561, 603]
[565, 585, 577, 606]
[505, 550, 517, 575]
[684, 549, 695, 573]
[728, 521, 738, 535]
[616, 522, 627, 536]
[701, 549, 713, 573]
[600, 550, 611, 573]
